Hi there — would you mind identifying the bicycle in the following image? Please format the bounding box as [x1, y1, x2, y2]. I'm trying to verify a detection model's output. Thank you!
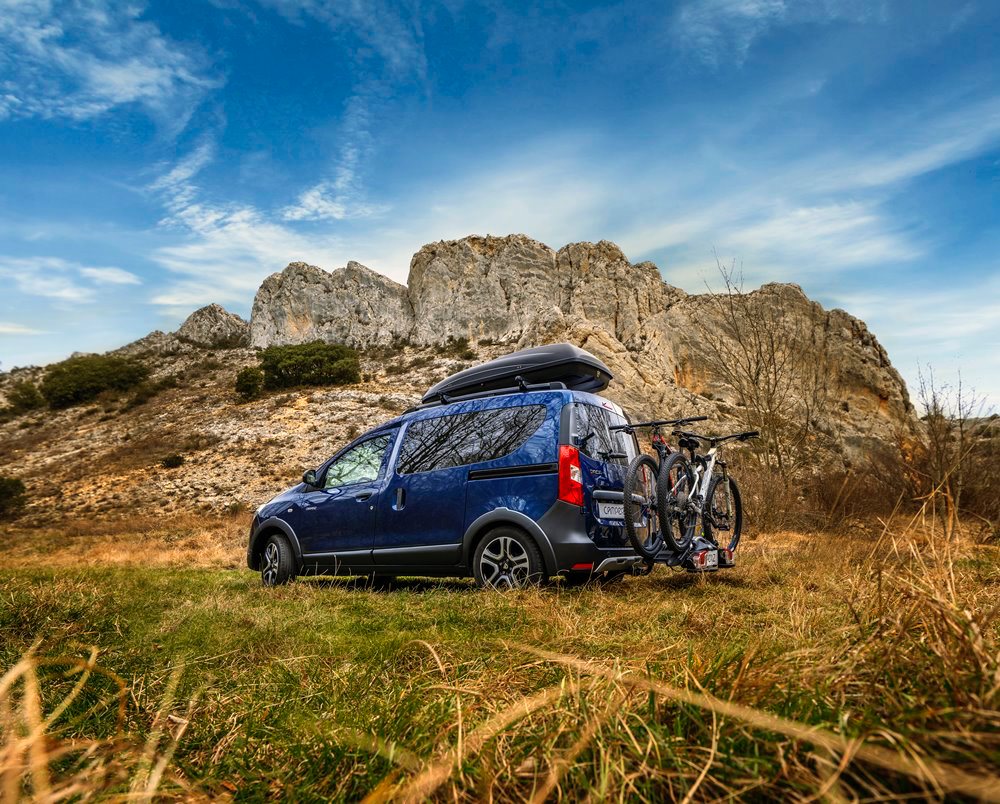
[656, 428, 760, 560]
[610, 416, 708, 559]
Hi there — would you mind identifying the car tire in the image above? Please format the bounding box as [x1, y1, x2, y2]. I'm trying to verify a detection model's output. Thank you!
[261, 533, 296, 587]
[472, 527, 545, 590]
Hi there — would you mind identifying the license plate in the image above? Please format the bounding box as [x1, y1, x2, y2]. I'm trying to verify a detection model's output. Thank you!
[598, 502, 625, 521]
[702, 550, 718, 568]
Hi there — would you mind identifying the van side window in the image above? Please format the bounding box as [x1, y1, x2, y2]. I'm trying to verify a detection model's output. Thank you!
[397, 405, 546, 474]
[323, 433, 393, 489]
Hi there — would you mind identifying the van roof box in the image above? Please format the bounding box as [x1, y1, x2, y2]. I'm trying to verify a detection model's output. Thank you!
[421, 343, 613, 405]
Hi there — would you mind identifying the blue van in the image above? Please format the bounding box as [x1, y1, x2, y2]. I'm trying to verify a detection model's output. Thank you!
[247, 345, 646, 588]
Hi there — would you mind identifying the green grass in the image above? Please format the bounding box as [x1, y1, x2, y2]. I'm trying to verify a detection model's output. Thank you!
[2, 531, 999, 801]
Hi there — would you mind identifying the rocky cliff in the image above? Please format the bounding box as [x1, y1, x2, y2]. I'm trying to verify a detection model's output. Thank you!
[249, 234, 915, 451]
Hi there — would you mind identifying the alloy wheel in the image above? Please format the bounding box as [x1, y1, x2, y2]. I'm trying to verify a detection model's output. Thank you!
[478, 535, 531, 589]
[262, 541, 280, 586]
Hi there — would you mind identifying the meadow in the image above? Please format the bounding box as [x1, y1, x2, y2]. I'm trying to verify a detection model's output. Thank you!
[2, 512, 998, 802]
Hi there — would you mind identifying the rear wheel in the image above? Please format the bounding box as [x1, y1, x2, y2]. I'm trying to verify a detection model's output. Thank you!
[703, 475, 743, 552]
[623, 454, 665, 560]
[473, 527, 545, 590]
[656, 453, 697, 552]
[261, 533, 296, 587]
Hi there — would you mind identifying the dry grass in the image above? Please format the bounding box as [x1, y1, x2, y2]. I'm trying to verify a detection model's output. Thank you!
[1, 514, 998, 800]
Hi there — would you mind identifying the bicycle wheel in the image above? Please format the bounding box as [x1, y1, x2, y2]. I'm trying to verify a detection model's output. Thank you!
[702, 474, 743, 552]
[623, 454, 665, 560]
[656, 452, 697, 552]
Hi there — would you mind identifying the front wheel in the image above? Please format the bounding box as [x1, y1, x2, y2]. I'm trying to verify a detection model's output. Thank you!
[623, 454, 665, 559]
[703, 475, 743, 552]
[261, 533, 296, 587]
[656, 452, 697, 553]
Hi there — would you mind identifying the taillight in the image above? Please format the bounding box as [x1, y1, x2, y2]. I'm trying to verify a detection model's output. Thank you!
[558, 445, 584, 506]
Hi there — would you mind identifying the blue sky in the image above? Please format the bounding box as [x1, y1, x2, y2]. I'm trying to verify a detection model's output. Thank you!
[1, 0, 998, 406]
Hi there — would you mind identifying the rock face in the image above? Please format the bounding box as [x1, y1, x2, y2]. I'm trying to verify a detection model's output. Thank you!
[177, 304, 249, 348]
[250, 261, 410, 349]
[247, 234, 916, 452]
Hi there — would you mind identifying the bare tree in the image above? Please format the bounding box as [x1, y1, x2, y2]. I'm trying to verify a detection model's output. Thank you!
[916, 367, 989, 540]
[699, 257, 832, 481]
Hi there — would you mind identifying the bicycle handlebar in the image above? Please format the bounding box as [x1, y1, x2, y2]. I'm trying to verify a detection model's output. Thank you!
[672, 429, 761, 446]
[609, 415, 708, 432]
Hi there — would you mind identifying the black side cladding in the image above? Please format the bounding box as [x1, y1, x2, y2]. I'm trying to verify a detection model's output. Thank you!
[421, 343, 613, 404]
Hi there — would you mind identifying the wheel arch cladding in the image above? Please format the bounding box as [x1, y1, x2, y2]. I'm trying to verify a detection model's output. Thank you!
[249, 519, 301, 569]
[462, 508, 557, 575]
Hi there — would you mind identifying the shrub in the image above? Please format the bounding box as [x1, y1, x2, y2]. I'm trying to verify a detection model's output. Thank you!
[258, 341, 360, 390]
[40, 355, 149, 409]
[6, 381, 45, 414]
[0, 476, 26, 518]
[235, 367, 265, 401]
[122, 375, 178, 411]
[160, 454, 185, 469]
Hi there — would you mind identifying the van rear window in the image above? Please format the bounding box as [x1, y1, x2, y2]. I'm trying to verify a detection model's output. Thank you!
[397, 404, 547, 474]
[572, 403, 637, 465]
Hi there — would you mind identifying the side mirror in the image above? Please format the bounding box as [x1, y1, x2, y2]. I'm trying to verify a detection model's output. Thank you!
[302, 469, 318, 487]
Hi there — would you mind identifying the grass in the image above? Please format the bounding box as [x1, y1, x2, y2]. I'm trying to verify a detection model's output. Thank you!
[1, 521, 999, 801]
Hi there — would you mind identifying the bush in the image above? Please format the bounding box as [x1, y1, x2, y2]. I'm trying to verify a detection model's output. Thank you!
[122, 375, 179, 411]
[258, 341, 360, 390]
[235, 367, 265, 401]
[160, 454, 185, 469]
[0, 476, 26, 518]
[40, 355, 149, 409]
[6, 381, 45, 414]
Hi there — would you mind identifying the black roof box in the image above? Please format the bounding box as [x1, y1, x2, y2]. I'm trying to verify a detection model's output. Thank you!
[421, 343, 613, 404]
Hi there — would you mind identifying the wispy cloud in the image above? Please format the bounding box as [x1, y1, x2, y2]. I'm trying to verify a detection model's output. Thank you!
[671, 0, 885, 67]
[0, 256, 140, 302]
[280, 90, 388, 222]
[0, 322, 48, 335]
[147, 145, 348, 307]
[0, 0, 217, 130]
[79, 266, 142, 285]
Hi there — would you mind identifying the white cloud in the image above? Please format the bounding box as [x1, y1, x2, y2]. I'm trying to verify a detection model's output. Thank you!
[671, 0, 885, 67]
[0, 322, 48, 335]
[0, 0, 217, 129]
[79, 266, 142, 285]
[0, 256, 141, 302]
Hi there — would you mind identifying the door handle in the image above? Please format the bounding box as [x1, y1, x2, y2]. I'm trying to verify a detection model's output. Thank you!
[354, 492, 373, 501]
[394, 487, 405, 510]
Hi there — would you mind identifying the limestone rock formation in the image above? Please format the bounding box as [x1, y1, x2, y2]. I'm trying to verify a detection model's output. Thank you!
[250, 261, 410, 349]
[177, 304, 249, 348]
[247, 234, 916, 452]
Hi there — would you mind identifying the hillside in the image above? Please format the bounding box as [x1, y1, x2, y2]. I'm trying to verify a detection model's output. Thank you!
[0, 234, 919, 523]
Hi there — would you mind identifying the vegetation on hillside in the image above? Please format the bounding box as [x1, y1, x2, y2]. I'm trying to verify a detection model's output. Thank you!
[39, 354, 149, 409]
[246, 341, 361, 393]
[0, 475, 26, 518]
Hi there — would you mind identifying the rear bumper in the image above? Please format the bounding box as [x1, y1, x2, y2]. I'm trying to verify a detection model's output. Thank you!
[536, 499, 641, 573]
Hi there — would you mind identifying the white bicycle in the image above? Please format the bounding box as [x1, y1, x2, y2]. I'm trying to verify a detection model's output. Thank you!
[656, 428, 759, 557]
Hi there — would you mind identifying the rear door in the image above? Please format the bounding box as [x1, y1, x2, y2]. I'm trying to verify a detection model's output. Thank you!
[569, 400, 637, 548]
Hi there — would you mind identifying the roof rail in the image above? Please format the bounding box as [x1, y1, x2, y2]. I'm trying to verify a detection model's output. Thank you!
[405, 380, 570, 412]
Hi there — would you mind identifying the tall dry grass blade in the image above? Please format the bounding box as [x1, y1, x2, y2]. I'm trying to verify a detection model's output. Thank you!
[509, 642, 1000, 803]
[129, 664, 182, 801]
[21, 660, 52, 801]
[393, 680, 583, 804]
[529, 686, 629, 804]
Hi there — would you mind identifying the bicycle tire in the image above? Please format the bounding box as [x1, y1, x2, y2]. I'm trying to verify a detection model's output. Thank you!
[623, 454, 665, 560]
[703, 474, 743, 552]
[656, 452, 697, 552]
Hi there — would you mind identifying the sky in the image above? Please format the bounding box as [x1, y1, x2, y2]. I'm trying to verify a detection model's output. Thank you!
[0, 0, 998, 407]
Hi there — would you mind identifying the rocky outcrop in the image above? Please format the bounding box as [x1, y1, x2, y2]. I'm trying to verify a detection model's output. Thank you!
[250, 261, 410, 349]
[177, 304, 249, 348]
[246, 234, 916, 451]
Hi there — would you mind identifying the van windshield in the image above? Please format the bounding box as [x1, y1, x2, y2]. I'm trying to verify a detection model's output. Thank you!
[571, 403, 638, 465]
